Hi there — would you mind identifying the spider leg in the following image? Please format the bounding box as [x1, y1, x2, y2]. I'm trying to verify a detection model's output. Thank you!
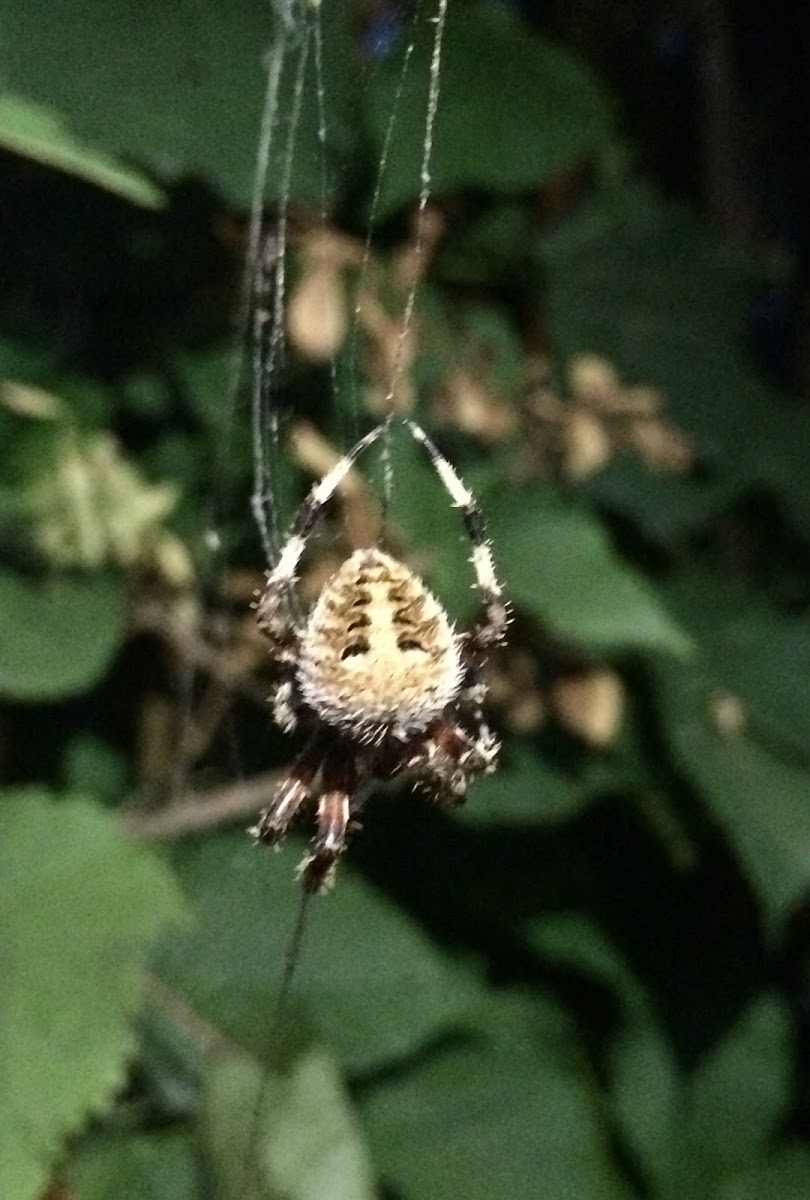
[297, 751, 358, 893]
[250, 735, 323, 847]
[255, 422, 386, 656]
[272, 672, 302, 733]
[253, 579, 301, 664]
[407, 717, 499, 807]
[406, 420, 509, 654]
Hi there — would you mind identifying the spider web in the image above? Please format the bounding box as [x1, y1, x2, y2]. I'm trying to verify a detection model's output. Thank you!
[208, 2, 451, 1194]
[189, 0, 449, 795]
[238, 0, 448, 561]
[194, 0, 450, 777]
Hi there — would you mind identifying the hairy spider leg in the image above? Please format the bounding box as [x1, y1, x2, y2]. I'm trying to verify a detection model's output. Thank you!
[297, 751, 359, 892]
[250, 734, 324, 846]
[406, 420, 509, 652]
[405, 717, 498, 806]
[255, 422, 386, 648]
[272, 423, 386, 589]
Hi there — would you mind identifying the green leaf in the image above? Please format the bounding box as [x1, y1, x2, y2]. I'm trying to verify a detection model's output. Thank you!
[527, 914, 679, 1187]
[489, 488, 692, 656]
[528, 912, 647, 994]
[658, 659, 810, 923]
[366, 3, 615, 218]
[0, 3, 359, 208]
[701, 610, 810, 757]
[647, 994, 793, 1200]
[202, 1043, 375, 1200]
[682, 995, 790, 1181]
[528, 918, 791, 1199]
[0, 791, 185, 1200]
[652, 580, 810, 921]
[0, 92, 164, 207]
[156, 831, 474, 1072]
[583, 455, 738, 545]
[0, 569, 126, 701]
[69, 1131, 200, 1200]
[718, 1148, 810, 1200]
[613, 1014, 679, 1191]
[624, 995, 790, 1200]
[361, 989, 633, 1200]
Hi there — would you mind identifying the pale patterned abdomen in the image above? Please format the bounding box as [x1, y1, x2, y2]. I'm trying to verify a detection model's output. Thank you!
[296, 548, 462, 738]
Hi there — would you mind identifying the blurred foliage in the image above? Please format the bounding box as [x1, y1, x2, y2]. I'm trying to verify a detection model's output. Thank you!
[2, 3, 810, 1199]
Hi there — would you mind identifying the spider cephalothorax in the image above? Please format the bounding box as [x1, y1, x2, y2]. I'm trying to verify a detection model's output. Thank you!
[251, 420, 508, 891]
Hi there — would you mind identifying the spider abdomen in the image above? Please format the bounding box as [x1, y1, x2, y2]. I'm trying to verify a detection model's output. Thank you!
[296, 548, 462, 739]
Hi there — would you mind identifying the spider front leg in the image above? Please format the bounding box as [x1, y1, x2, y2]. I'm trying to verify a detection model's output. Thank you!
[407, 420, 509, 656]
[254, 573, 301, 667]
[255, 421, 386, 660]
[272, 674, 302, 733]
[297, 751, 359, 893]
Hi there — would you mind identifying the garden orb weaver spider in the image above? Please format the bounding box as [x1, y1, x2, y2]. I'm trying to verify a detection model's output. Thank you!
[250, 419, 508, 891]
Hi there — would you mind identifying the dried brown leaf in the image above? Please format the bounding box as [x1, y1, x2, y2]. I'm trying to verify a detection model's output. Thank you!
[568, 354, 622, 411]
[435, 369, 517, 441]
[552, 668, 624, 748]
[626, 416, 694, 472]
[562, 409, 613, 480]
[288, 264, 347, 361]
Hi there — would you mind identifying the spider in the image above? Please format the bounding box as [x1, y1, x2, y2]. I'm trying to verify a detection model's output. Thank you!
[250, 419, 508, 891]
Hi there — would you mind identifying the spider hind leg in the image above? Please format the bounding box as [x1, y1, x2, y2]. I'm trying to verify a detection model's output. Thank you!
[297, 755, 357, 893]
[250, 739, 321, 847]
[408, 718, 499, 808]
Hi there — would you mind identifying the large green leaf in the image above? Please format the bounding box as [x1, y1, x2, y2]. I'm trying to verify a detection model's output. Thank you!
[0, 791, 185, 1200]
[365, 2, 615, 218]
[680, 995, 790, 1183]
[488, 488, 692, 656]
[361, 989, 633, 1200]
[718, 1149, 810, 1199]
[69, 1131, 200, 1200]
[529, 914, 679, 1188]
[658, 658, 810, 923]
[0, 1, 358, 208]
[529, 916, 792, 1200]
[651, 577, 810, 921]
[0, 92, 164, 206]
[0, 569, 126, 701]
[202, 1044, 375, 1200]
[646, 995, 792, 1200]
[699, 610, 810, 757]
[156, 831, 474, 1072]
